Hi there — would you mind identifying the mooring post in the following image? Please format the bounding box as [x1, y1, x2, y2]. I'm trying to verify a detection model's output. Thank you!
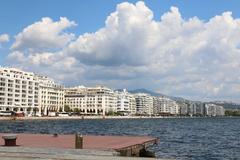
[75, 133, 83, 149]
[2, 134, 17, 146]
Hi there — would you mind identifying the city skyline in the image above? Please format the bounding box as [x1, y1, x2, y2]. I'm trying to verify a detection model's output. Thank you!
[1, 1, 240, 102]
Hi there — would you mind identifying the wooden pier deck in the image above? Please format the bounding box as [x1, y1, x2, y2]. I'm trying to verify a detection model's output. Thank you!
[0, 133, 158, 158]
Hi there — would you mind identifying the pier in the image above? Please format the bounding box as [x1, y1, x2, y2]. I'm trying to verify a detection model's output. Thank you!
[0, 133, 158, 159]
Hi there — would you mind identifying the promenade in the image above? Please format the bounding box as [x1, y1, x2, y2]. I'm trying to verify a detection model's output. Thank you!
[0, 146, 158, 160]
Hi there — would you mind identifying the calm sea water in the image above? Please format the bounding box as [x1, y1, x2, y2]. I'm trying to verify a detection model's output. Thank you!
[0, 117, 239, 160]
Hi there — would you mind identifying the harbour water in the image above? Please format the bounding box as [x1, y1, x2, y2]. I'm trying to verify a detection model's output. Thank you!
[0, 117, 239, 159]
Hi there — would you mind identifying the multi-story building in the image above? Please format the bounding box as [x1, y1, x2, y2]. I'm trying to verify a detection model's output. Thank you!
[179, 102, 225, 117]
[134, 93, 153, 115]
[65, 85, 117, 115]
[188, 102, 197, 116]
[115, 89, 136, 115]
[179, 102, 189, 115]
[128, 94, 137, 115]
[0, 67, 39, 115]
[153, 97, 179, 115]
[115, 89, 130, 115]
[195, 102, 205, 116]
[205, 103, 225, 116]
[38, 76, 64, 116]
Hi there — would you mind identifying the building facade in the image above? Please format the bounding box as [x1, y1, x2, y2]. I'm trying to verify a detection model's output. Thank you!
[205, 104, 225, 116]
[38, 76, 64, 116]
[115, 89, 136, 115]
[65, 85, 117, 115]
[0, 67, 39, 115]
[134, 93, 153, 115]
[153, 97, 179, 115]
[179, 102, 225, 117]
[128, 94, 137, 115]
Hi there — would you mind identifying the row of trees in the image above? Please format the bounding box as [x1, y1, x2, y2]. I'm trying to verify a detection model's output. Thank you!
[60, 105, 125, 116]
[225, 110, 240, 116]
[59, 105, 79, 113]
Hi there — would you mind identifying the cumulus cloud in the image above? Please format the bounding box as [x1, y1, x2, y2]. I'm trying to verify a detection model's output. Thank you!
[7, 1, 240, 102]
[11, 17, 76, 52]
[0, 34, 9, 43]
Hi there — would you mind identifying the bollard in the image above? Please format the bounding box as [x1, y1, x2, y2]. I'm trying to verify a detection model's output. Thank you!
[75, 133, 83, 149]
[53, 133, 58, 137]
[2, 134, 17, 146]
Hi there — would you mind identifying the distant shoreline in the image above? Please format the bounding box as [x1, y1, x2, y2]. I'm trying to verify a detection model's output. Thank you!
[0, 116, 162, 121]
[0, 115, 232, 121]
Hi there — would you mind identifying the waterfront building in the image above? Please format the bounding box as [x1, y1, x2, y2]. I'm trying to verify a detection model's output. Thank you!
[179, 102, 189, 115]
[134, 93, 153, 115]
[0, 67, 39, 115]
[205, 103, 225, 116]
[188, 102, 197, 116]
[38, 76, 64, 116]
[153, 97, 179, 115]
[195, 102, 205, 116]
[128, 94, 137, 115]
[65, 85, 117, 115]
[115, 89, 136, 115]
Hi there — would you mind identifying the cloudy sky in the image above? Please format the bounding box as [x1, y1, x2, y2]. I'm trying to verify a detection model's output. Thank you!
[1, 0, 240, 102]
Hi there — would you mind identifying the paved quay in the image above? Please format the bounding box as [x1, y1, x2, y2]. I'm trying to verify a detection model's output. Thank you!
[0, 146, 158, 160]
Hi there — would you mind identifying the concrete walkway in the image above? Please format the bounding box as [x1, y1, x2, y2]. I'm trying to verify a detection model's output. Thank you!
[0, 146, 157, 160]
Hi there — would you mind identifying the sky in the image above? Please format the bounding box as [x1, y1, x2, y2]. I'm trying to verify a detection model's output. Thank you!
[1, 0, 240, 102]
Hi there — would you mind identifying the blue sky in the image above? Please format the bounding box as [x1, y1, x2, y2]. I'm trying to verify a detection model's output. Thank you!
[1, 0, 240, 36]
[1, 1, 240, 102]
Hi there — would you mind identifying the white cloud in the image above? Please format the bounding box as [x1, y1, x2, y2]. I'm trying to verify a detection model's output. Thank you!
[7, 1, 240, 102]
[11, 17, 76, 52]
[0, 34, 9, 43]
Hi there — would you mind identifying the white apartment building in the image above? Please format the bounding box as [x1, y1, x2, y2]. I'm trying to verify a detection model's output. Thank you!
[128, 94, 137, 115]
[115, 89, 136, 115]
[153, 97, 179, 115]
[134, 93, 153, 115]
[0, 67, 39, 115]
[65, 85, 117, 115]
[38, 75, 64, 115]
[205, 104, 225, 116]
[38, 76, 64, 116]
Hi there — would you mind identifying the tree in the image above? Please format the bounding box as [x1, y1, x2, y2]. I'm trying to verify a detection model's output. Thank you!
[73, 108, 80, 113]
[106, 110, 114, 116]
[64, 105, 71, 112]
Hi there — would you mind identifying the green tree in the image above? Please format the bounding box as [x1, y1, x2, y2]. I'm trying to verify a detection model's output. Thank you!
[64, 105, 71, 112]
[225, 110, 240, 116]
[73, 108, 80, 113]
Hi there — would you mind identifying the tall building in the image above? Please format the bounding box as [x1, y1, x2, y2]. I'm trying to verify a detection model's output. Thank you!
[195, 102, 205, 116]
[0, 67, 39, 115]
[153, 97, 179, 115]
[38, 76, 64, 116]
[205, 104, 225, 116]
[128, 94, 137, 115]
[115, 89, 136, 115]
[179, 102, 189, 115]
[134, 93, 153, 115]
[188, 102, 197, 116]
[65, 85, 117, 115]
